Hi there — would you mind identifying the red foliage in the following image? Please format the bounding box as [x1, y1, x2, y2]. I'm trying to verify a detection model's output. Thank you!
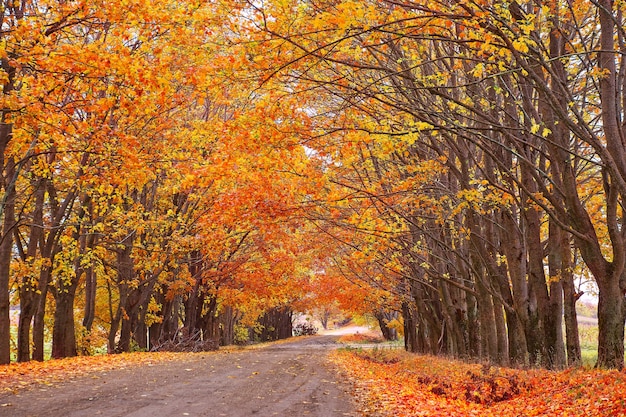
[331, 350, 626, 416]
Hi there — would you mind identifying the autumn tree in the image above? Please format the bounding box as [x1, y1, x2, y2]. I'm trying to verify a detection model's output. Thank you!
[1, 0, 326, 361]
[242, 0, 626, 369]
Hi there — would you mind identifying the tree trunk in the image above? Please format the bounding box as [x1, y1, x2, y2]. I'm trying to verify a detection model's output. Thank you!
[219, 305, 236, 345]
[319, 307, 331, 330]
[134, 313, 148, 351]
[374, 309, 398, 341]
[438, 277, 465, 356]
[149, 292, 180, 346]
[111, 237, 134, 353]
[117, 282, 155, 352]
[258, 307, 292, 341]
[546, 221, 566, 369]
[0, 50, 18, 365]
[521, 163, 551, 366]
[16, 178, 45, 362]
[495, 260, 528, 366]
[82, 267, 96, 331]
[16, 302, 35, 362]
[493, 297, 508, 366]
[561, 231, 581, 366]
[499, 192, 530, 365]
[51, 284, 78, 358]
[414, 285, 440, 354]
[117, 312, 133, 353]
[0, 156, 15, 364]
[201, 295, 219, 341]
[449, 285, 469, 358]
[504, 307, 527, 366]
[108, 300, 123, 354]
[466, 290, 480, 358]
[476, 277, 497, 361]
[594, 0, 626, 370]
[183, 280, 202, 332]
[596, 276, 626, 369]
[32, 265, 52, 361]
[402, 300, 418, 352]
[547, 278, 565, 368]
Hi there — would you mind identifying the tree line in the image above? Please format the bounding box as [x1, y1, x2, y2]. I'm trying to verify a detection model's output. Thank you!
[243, 0, 626, 369]
[0, 0, 321, 363]
[3, 0, 626, 372]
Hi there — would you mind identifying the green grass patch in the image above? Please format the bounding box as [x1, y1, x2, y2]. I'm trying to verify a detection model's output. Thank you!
[576, 322, 626, 367]
[581, 348, 597, 367]
[9, 324, 52, 362]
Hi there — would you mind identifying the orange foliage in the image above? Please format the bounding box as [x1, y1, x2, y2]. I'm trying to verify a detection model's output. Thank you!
[331, 350, 626, 417]
[337, 332, 384, 344]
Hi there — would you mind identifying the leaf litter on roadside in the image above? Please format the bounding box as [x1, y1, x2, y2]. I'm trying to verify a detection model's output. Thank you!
[0, 352, 201, 394]
[330, 349, 626, 416]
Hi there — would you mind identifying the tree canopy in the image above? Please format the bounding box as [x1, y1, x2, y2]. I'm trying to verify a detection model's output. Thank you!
[1, 0, 626, 371]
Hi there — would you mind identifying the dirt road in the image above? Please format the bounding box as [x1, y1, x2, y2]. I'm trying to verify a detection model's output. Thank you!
[0, 336, 357, 417]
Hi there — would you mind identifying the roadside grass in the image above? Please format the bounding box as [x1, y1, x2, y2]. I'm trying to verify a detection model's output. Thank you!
[333, 319, 613, 367]
[581, 348, 597, 367]
[9, 325, 16, 363]
[336, 330, 404, 352]
[576, 321, 626, 367]
[9, 324, 53, 362]
[579, 323, 600, 367]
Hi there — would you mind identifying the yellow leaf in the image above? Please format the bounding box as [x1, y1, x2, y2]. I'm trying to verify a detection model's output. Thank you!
[512, 39, 529, 53]
[530, 123, 540, 134]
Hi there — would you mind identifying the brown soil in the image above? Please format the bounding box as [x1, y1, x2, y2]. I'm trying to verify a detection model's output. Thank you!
[0, 335, 357, 417]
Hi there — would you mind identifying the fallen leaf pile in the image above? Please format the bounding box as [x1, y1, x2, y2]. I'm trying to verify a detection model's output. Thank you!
[337, 333, 385, 344]
[330, 349, 626, 416]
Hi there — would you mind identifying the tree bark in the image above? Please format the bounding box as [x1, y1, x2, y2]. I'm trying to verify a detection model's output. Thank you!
[16, 178, 45, 362]
[493, 296, 508, 366]
[476, 276, 497, 361]
[560, 230, 581, 366]
[219, 305, 237, 345]
[402, 300, 418, 353]
[374, 309, 398, 341]
[0, 156, 15, 364]
[596, 275, 626, 369]
[32, 264, 52, 361]
[521, 162, 552, 366]
[258, 307, 292, 341]
[547, 221, 566, 369]
[51, 284, 78, 358]
[82, 267, 97, 331]
[594, 0, 626, 370]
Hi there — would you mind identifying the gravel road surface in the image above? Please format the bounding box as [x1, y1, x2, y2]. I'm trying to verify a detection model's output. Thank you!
[0, 335, 357, 417]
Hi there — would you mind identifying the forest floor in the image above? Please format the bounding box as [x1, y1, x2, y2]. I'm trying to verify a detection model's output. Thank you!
[0, 335, 357, 417]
